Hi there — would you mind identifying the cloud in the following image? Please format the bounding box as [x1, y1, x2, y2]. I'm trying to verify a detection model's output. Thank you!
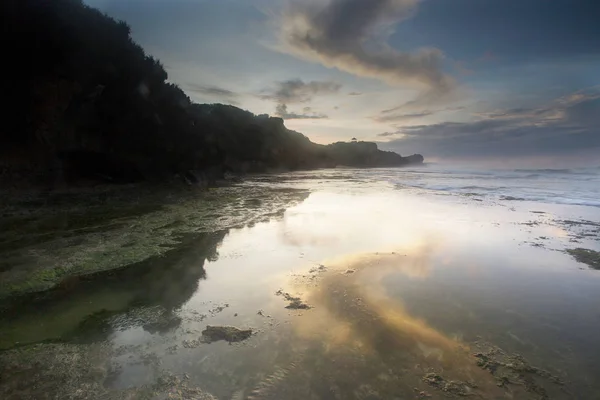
[348, 92, 363, 96]
[187, 84, 239, 104]
[261, 79, 339, 120]
[378, 88, 600, 158]
[453, 60, 474, 76]
[260, 79, 342, 103]
[275, 104, 328, 119]
[377, 131, 401, 137]
[375, 110, 434, 123]
[446, 106, 467, 112]
[374, 105, 466, 123]
[278, 0, 455, 102]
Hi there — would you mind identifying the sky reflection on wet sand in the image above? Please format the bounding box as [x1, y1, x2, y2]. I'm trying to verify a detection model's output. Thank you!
[172, 181, 599, 398]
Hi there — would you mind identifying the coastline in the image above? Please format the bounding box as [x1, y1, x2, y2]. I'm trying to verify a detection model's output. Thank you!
[0, 181, 310, 300]
[1, 168, 600, 399]
[2, 167, 599, 300]
[0, 160, 432, 300]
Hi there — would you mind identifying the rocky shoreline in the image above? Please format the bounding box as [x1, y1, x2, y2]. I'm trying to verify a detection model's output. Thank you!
[0, 182, 309, 300]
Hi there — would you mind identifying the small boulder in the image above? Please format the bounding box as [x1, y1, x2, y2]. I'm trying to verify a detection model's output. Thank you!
[201, 326, 252, 343]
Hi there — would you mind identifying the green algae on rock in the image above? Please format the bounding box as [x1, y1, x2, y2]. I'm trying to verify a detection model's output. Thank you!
[566, 248, 600, 269]
[471, 340, 565, 399]
[0, 342, 218, 400]
[422, 372, 476, 396]
[0, 185, 310, 299]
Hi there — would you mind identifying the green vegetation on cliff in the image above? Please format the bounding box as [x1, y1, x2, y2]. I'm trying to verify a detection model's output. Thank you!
[2, 0, 423, 188]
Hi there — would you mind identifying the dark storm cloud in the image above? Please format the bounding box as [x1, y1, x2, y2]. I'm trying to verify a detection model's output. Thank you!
[280, 0, 455, 101]
[275, 104, 328, 119]
[379, 89, 600, 158]
[260, 79, 342, 103]
[187, 84, 239, 104]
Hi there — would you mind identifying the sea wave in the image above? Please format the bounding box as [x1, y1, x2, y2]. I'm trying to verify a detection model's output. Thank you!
[513, 168, 600, 177]
[514, 168, 573, 174]
[386, 166, 600, 208]
[498, 195, 600, 208]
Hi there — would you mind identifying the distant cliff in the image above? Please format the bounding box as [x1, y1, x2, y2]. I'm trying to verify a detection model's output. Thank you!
[1, 0, 423, 188]
[325, 141, 423, 168]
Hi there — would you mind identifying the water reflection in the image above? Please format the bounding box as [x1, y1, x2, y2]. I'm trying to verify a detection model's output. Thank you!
[0, 231, 227, 348]
[277, 251, 506, 398]
[236, 243, 587, 399]
[1, 172, 600, 399]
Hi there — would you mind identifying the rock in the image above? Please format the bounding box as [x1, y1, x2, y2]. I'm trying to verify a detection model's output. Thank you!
[566, 248, 600, 269]
[324, 141, 424, 168]
[275, 290, 312, 310]
[500, 195, 525, 201]
[285, 299, 311, 310]
[152, 374, 218, 400]
[422, 372, 474, 396]
[404, 154, 425, 164]
[200, 326, 252, 343]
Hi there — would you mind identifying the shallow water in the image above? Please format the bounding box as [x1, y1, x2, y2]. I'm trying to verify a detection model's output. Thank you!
[1, 168, 600, 399]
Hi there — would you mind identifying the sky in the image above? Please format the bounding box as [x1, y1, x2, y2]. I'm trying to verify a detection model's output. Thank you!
[85, 0, 600, 166]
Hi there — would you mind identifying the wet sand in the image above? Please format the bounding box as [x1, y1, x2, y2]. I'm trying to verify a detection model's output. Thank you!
[1, 169, 600, 399]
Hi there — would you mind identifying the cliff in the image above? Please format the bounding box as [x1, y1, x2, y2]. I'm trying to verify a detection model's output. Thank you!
[1, 0, 423, 188]
[325, 141, 423, 167]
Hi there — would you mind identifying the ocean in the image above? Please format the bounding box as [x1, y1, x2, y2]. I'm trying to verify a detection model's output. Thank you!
[393, 165, 600, 208]
[1, 166, 600, 399]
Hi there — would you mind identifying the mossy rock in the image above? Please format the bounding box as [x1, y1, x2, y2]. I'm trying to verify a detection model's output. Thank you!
[566, 248, 600, 269]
